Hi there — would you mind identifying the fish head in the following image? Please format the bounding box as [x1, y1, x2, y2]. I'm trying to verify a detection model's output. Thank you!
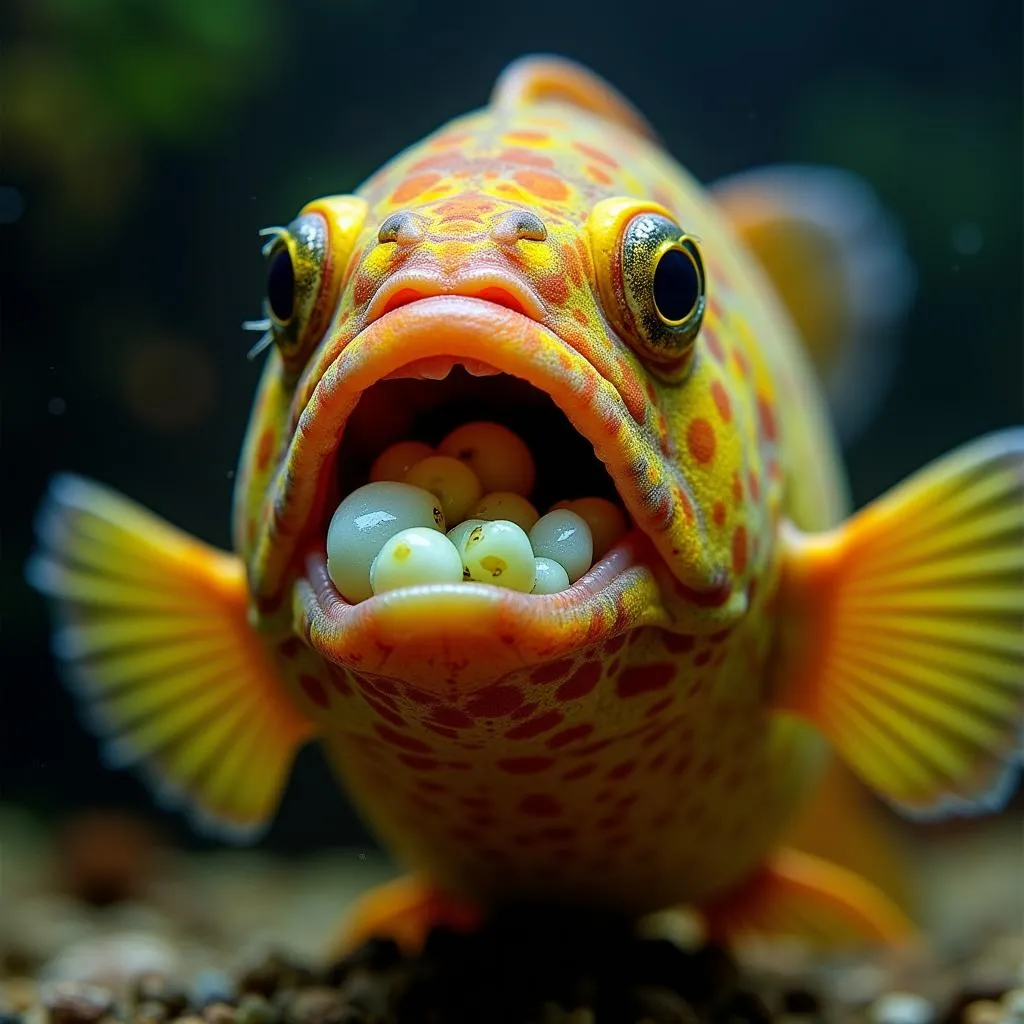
[234, 122, 770, 694]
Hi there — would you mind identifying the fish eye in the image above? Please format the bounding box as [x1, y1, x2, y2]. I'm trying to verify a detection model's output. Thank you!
[255, 196, 368, 377]
[266, 246, 296, 324]
[587, 199, 707, 378]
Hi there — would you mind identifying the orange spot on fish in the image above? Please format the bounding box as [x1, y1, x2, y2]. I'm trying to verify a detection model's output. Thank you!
[520, 793, 563, 817]
[686, 418, 716, 464]
[561, 242, 583, 286]
[585, 164, 614, 185]
[255, 428, 275, 471]
[536, 273, 569, 306]
[530, 659, 575, 685]
[498, 147, 555, 169]
[732, 525, 749, 574]
[705, 331, 725, 363]
[465, 684, 523, 718]
[555, 661, 601, 702]
[732, 472, 743, 506]
[748, 468, 760, 501]
[662, 633, 695, 655]
[390, 173, 442, 204]
[573, 141, 619, 168]
[757, 395, 778, 442]
[733, 347, 751, 379]
[504, 709, 564, 740]
[497, 756, 556, 774]
[299, 674, 328, 709]
[571, 307, 590, 326]
[504, 129, 550, 143]
[513, 170, 570, 201]
[713, 501, 726, 526]
[353, 269, 376, 307]
[710, 380, 732, 422]
[616, 663, 675, 699]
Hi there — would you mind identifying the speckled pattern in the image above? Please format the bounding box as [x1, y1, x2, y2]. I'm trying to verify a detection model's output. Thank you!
[225, 58, 849, 915]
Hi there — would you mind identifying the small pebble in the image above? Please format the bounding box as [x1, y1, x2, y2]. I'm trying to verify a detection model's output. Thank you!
[871, 992, 935, 1024]
[134, 974, 189, 1017]
[203, 1003, 236, 1024]
[438, 421, 536, 496]
[234, 996, 277, 1024]
[41, 981, 114, 1024]
[404, 455, 482, 525]
[283, 987, 353, 1024]
[1004, 990, 1024, 1023]
[963, 1002, 1008, 1024]
[529, 510, 593, 583]
[369, 441, 433, 483]
[134, 1001, 168, 1023]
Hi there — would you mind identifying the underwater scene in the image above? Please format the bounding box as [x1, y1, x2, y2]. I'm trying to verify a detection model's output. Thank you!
[2, 0, 1022, 1021]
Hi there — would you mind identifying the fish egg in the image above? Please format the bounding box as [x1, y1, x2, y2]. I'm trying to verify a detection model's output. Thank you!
[446, 518, 486, 550]
[437, 421, 536, 496]
[326, 481, 445, 603]
[458, 519, 536, 592]
[529, 509, 593, 583]
[404, 455, 483, 524]
[471, 491, 539, 532]
[556, 497, 627, 559]
[370, 527, 464, 594]
[531, 557, 570, 595]
[370, 440, 434, 483]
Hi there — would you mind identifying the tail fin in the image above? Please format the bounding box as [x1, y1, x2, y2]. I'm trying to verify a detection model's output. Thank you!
[712, 165, 915, 443]
[27, 474, 314, 841]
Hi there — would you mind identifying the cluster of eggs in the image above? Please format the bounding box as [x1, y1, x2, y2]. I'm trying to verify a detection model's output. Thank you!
[326, 421, 627, 602]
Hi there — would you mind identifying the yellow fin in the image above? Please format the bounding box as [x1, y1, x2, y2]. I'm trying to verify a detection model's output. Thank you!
[28, 474, 315, 841]
[490, 55, 657, 140]
[773, 430, 1024, 818]
[702, 847, 915, 948]
[712, 166, 914, 441]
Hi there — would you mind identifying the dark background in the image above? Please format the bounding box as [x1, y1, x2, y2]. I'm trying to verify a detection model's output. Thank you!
[2, 0, 1021, 854]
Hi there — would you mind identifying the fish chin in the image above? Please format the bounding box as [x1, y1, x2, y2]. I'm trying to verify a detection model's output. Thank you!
[284, 296, 671, 689]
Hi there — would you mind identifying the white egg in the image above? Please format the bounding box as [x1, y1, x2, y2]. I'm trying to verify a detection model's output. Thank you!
[531, 557, 571, 595]
[370, 528, 464, 594]
[470, 491, 540, 532]
[529, 509, 593, 583]
[437, 421, 536, 496]
[457, 519, 536, 592]
[326, 482, 445, 603]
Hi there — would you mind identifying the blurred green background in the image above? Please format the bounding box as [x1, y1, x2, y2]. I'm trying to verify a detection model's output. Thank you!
[2, 0, 1021, 854]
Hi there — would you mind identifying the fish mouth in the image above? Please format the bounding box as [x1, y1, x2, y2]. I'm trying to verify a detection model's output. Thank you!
[286, 295, 672, 689]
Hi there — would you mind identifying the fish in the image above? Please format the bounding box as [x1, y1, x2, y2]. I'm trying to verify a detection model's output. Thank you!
[29, 54, 1024, 951]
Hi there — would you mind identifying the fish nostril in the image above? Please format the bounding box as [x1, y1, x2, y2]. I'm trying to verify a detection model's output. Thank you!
[378, 287, 425, 316]
[378, 212, 424, 246]
[492, 210, 547, 244]
[475, 287, 527, 315]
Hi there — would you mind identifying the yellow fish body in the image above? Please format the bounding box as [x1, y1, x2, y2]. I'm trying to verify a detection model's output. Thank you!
[30, 57, 1024, 949]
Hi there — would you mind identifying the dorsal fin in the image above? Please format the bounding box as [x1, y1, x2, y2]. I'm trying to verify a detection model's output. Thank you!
[491, 55, 658, 141]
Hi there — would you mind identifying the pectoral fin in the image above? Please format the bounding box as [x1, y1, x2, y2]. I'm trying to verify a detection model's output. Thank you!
[28, 474, 315, 840]
[771, 429, 1024, 818]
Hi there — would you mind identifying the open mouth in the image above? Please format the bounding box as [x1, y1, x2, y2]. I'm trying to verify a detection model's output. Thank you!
[275, 296, 669, 683]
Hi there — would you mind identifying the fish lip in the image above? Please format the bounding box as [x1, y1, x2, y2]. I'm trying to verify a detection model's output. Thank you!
[297, 531, 665, 687]
[364, 267, 548, 323]
[255, 295, 690, 675]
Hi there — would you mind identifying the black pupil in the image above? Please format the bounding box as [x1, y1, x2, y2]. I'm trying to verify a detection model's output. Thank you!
[652, 247, 699, 323]
[267, 247, 295, 322]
